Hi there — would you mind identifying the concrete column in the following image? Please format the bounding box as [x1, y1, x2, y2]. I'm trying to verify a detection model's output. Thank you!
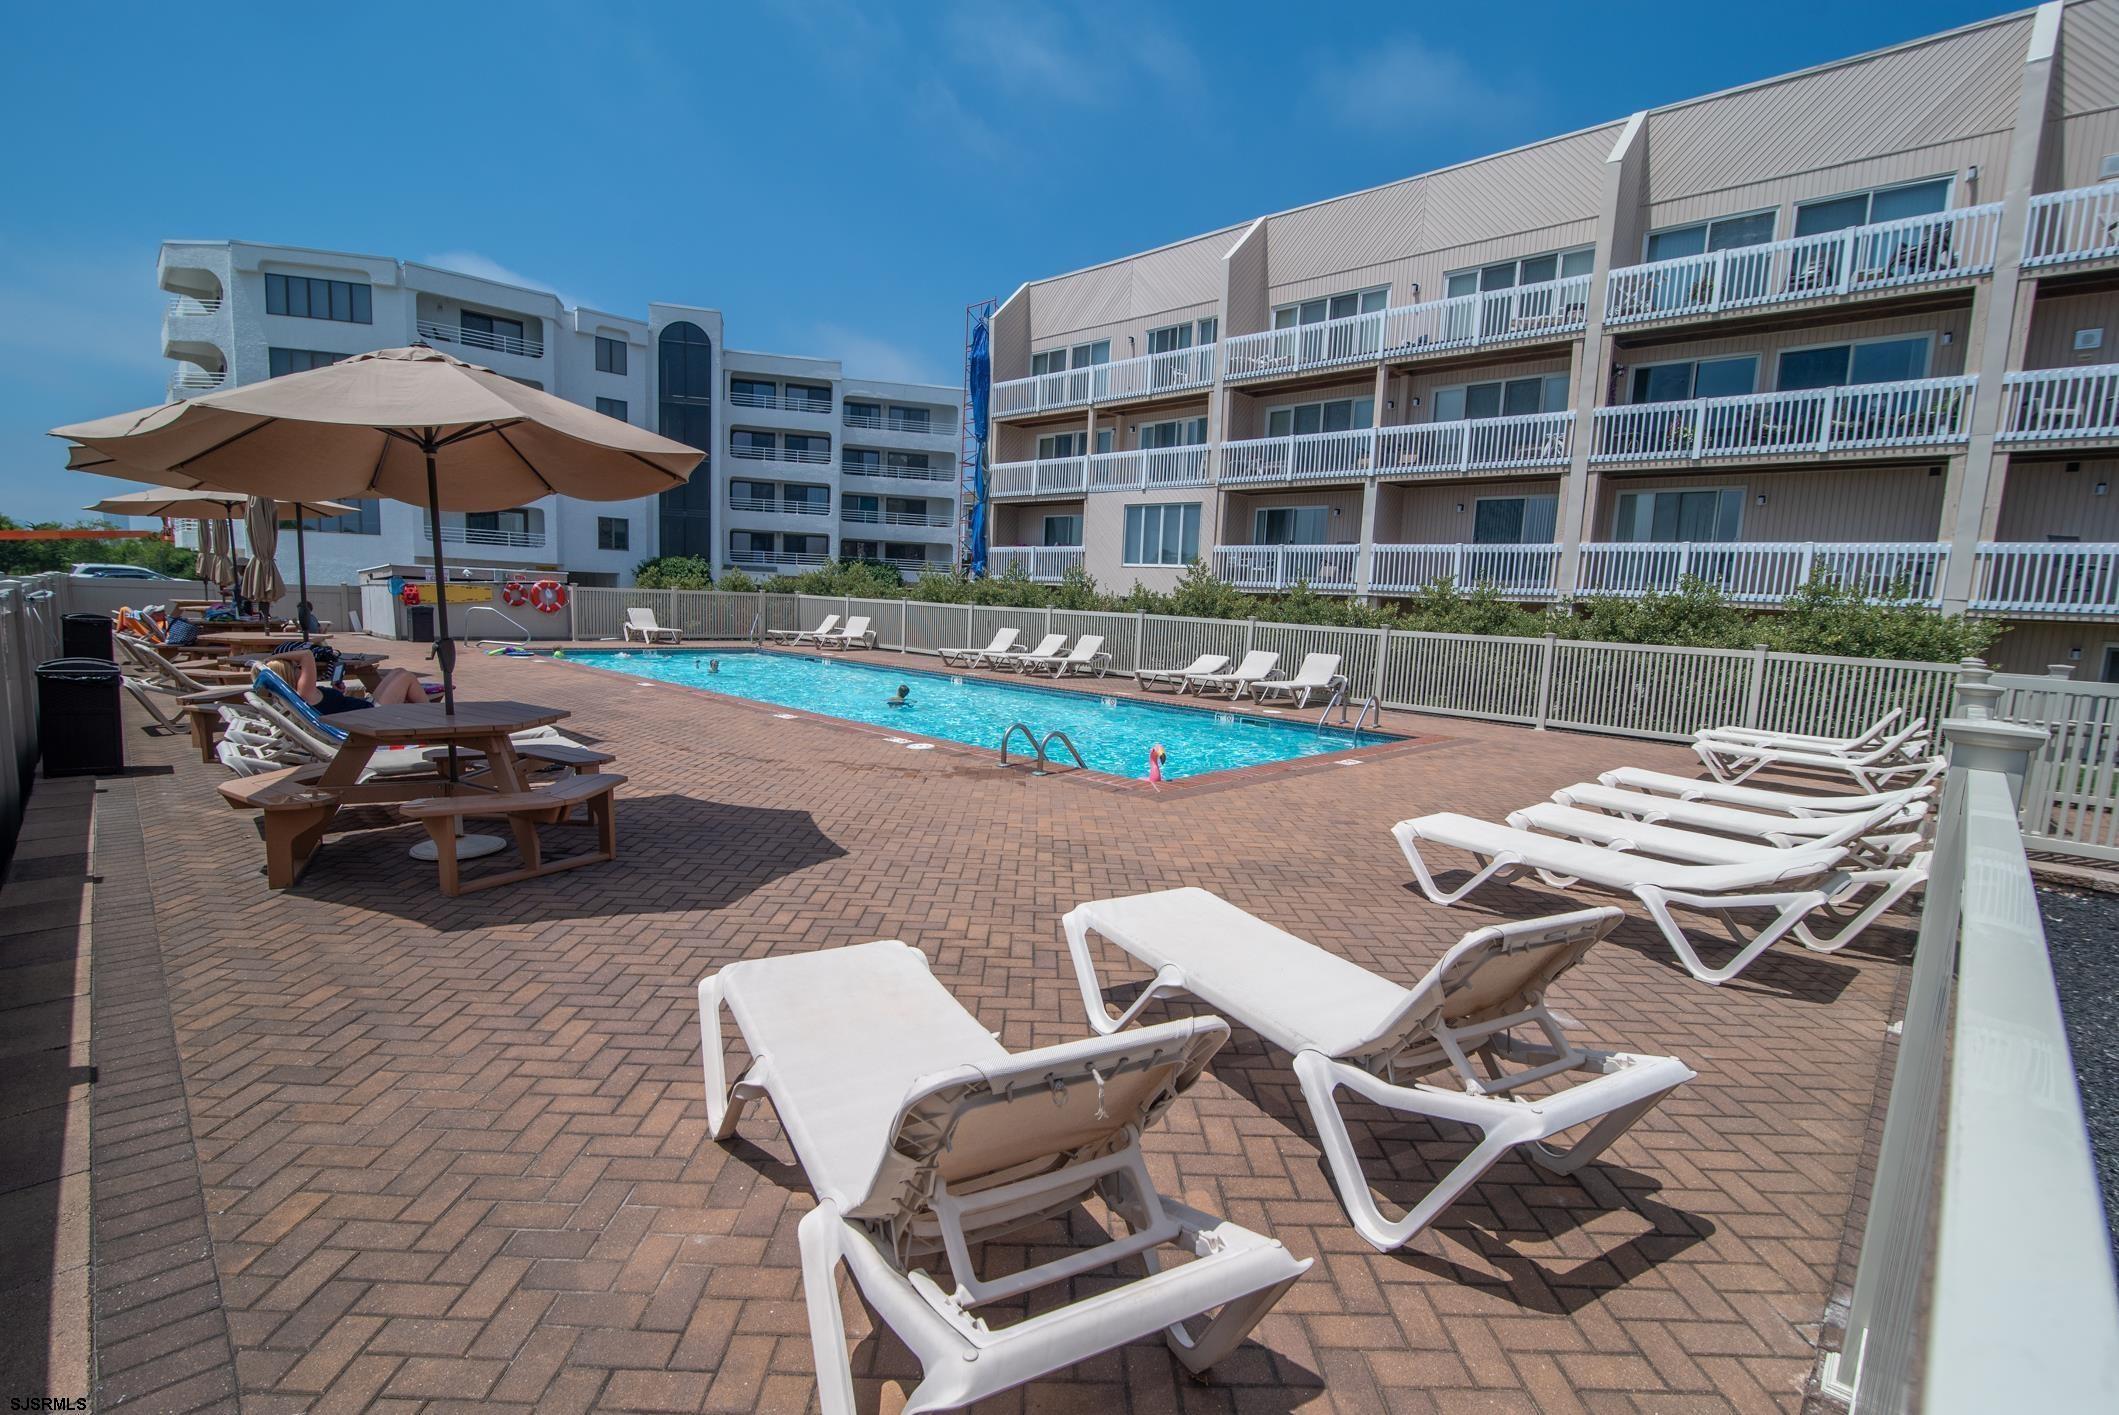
[1939, 1, 2062, 611]
[1354, 479, 1381, 600]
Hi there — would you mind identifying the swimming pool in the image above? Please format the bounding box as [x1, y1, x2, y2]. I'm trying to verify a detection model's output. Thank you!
[566, 650, 1393, 781]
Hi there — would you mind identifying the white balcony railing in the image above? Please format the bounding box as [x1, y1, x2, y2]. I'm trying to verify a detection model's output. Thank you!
[167, 366, 228, 399]
[1367, 544, 1564, 598]
[730, 389, 833, 414]
[165, 295, 224, 317]
[1591, 377, 1976, 462]
[989, 456, 1088, 499]
[731, 442, 832, 465]
[1604, 203, 2003, 325]
[843, 409, 957, 436]
[424, 523, 549, 549]
[1576, 542, 1948, 603]
[1210, 544, 1361, 593]
[990, 344, 1217, 418]
[1218, 427, 1378, 486]
[1970, 543, 2119, 615]
[727, 549, 830, 571]
[1997, 365, 2119, 442]
[1375, 412, 1574, 476]
[988, 546, 1084, 581]
[841, 507, 951, 527]
[1223, 313, 1384, 381]
[2023, 185, 2119, 268]
[1378, 276, 1592, 356]
[414, 318, 545, 358]
[729, 496, 830, 516]
[1086, 445, 1212, 493]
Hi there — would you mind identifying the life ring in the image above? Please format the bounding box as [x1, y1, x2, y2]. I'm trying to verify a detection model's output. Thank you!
[399, 584, 422, 606]
[500, 580, 531, 608]
[529, 579, 568, 614]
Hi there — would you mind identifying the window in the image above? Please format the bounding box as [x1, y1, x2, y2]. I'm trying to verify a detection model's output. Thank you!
[1042, 514, 1083, 546]
[594, 336, 627, 375]
[1139, 417, 1207, 449]
[1123, 503, 1201, 565]
[842, 448, 880, 471]
[1031, 341, 1110, 377]
[787, 382, 832, 411]
[1643, 212, 1776, 263]
[1196, 317, 1217, 345]
[1253, 505, 1329, 544]
[887, 405, 929, 431]
[265, 273, 372, 324]
[843, 493, 878, 518]
[883, 450, 933, 472]
[1433, 376, 1569, 422]
[268, 348, 341, 378]
[732, 430, 777, 457]
[845, 400, 880, 422]
[1443, 250, 1594, 298]
[730, 378, 775, 406]
[886, 496, 931, 521]
[786, 534, 827, 557]
[595, 396, 628, 421]
[1273, 287, 1387, 329]
[1613, 488, 1743, 543]
[1473, 496, 1558, 545]
[656, 321, 716, 558]
[1035, 430, 1109, 458]
[1147, 323, 1193, 353]
[461, 309, 527, 345]
[1266, 397, 1373, 437]
[730, 479, 777, 505]
[785, 433, 829, 462]
[1794, 177, 1950, 237]
[284, 501, 379, 535]
[597, 516, 630, 551]
[1628, 356, 1758, 404]
[1775, 336, 1930, 391]
[783, 484, 830, 512]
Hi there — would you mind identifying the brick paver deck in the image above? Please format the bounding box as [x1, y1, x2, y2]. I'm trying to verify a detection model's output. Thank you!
[67, 637, 1913, 1413]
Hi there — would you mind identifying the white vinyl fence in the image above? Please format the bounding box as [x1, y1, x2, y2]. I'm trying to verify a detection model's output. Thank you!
[0, 574, 71, 863]
[1994, 672, 2119, 863]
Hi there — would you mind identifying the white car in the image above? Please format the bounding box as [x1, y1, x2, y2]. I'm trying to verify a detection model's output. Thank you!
[70, 563, 180, 580]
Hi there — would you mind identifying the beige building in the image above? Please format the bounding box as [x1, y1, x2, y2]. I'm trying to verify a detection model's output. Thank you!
[983, 0, 2119, 676]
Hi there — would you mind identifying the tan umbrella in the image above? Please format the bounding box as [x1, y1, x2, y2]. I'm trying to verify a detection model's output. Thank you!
[241, 497, 286, 610]
[56, 345, 702, 711]
[85, 485, 355, 622]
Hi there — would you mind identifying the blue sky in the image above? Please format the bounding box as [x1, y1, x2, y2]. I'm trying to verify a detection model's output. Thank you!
[0, 0, 2010, 522]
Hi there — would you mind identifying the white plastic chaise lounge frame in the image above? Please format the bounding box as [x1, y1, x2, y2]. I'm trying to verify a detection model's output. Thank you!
[1692, 706, 1913, 754]
[1181, 649, 1278, 697]
[814, 616, 877, 651]
[1136, 654, 1227, 692]
[1248, 653, 1348, 707]
[1549, 782, 1932, 866]
[768, 614, 839, 645]
[622, 607, 682, 643]
[699, 940, 1309, 1415]
[1597, 766, 1933, 817]
[937, 628, 1018, 668]
[985, 632, 1066, 672]
[1693, 720, 1941, 791]
[1392, 814, 1865, 984]
[1023, 634, 1111, 678]
[1061, 888, 1695, 1252]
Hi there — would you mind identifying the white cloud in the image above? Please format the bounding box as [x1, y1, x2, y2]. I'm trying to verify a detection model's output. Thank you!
[942, 2, 1203, 107]
[419, 249, 584, 310]
[812, 323, 953, 388]
[1309, 37, 1509, 133]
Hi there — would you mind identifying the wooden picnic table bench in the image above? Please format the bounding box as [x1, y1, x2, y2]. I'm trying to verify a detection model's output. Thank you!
[399, 772, 625, 896]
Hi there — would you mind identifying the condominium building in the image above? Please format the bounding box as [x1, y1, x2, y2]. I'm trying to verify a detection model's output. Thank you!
[984, 0, 2119, 676]
[154, 241, 963, 587]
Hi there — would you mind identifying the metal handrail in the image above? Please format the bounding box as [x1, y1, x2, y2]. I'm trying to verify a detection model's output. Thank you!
[748, 610, 763, 644]
[1350, 696, 1381, 734]
[1315, 683, 1349, 730]
[1000, 722, 1040, 768]
[464, 603, 529, 645]
[1039, 730, 1085, 771]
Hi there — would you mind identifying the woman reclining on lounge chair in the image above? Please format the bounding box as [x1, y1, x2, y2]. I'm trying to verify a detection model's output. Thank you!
[264, 649, 425, 713]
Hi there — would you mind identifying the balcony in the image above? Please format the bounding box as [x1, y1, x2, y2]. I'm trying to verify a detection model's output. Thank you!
[1970, 543, 2119, 617]
[167, 365, 228, 400]
[1997, 365, 2119, 444]
[1603, 204, 2002, 327]
[727, 549, 830, 572]
[731, 442, 832, 466]
[991, 344, 1216, 418]
[987, 546, 1083, 582]
[730, 389, 833, 414]
[2022, 185, 2119, 268]
[1369, 544, 1562, 598]
[1575, 542, 1948, 603]
[1590, 377, 1975, 463]
[729, 496, 830, 516]
[1377, 413, 1574, 477]
[844, 409, 956, 436]
[989, 456, 1087, 499]
[1211, 544, 1360, 593]
[414, 318, 545, 359]
[840, 459, 954, 483]
[423, 523, 549, 550]
[841, 506, 952, 528]
[1219, 277, 1592, 386]
[1086, 446, 1211, 493]
[1219, 428, 1376, 486]
[165, 295, 224, 319]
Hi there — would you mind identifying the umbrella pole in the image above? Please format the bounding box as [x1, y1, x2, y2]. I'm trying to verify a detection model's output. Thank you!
[424, 443, 458, 716]
[295, 517, 312, 635]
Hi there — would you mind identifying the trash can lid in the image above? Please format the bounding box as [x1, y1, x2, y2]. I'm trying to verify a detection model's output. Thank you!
[36, 657, 123, 681]
[63, 612, 113, 624]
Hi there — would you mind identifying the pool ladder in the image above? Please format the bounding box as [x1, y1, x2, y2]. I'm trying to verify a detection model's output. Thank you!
[1000, 722, 1086, 776]
[1316, 685, 1381, 735]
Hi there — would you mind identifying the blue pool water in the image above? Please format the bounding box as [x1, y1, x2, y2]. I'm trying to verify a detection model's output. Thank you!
[567, 650, 1393, 781]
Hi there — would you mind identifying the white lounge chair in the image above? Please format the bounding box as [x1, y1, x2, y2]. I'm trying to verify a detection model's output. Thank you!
[1551, 783, 1930, 864]
[622, 607, 681, 644]
[813, 616, 876, 651]
[1694, 721, 1942, 791]
[986, 632, 1066, 672]
[1023, 634, 1111, 678]
[1061, 888, 1695, 1253]
[1137, 654, 1227, 692]
[1392, 813, 1886, 984]
[699, 939, 1310, 1415]
[1247, 653, 1347, 707]
[1182, 649, 1278, 697]
[1596, 767, 1934, 818]
[768, 614, 839, 645]
[937, 628, 1018, 668]
[1694, 707, 1913, 754]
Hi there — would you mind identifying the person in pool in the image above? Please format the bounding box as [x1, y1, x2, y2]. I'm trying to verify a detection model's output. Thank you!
[263, 649, 428, 714]
[886, 684, 911, 708]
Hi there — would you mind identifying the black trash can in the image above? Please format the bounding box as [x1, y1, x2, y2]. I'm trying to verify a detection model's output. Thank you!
[62, 613, 115, 662]
[37, 658, 125, 777]
[406, 604, 436, 643]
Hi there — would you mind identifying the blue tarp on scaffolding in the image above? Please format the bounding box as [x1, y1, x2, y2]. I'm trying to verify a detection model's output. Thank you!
[966, 311, 991, 577]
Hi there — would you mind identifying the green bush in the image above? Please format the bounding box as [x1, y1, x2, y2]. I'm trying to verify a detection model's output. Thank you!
[1762, 575, 1998, 661]
[633, 555, 715, 590]
[0, 516, 198, 578]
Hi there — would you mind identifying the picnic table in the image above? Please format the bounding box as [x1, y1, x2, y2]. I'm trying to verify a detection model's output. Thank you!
[194, 629, 330, 650]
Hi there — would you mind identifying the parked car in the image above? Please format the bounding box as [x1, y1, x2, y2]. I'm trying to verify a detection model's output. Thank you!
[70, 563, 179, 580]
